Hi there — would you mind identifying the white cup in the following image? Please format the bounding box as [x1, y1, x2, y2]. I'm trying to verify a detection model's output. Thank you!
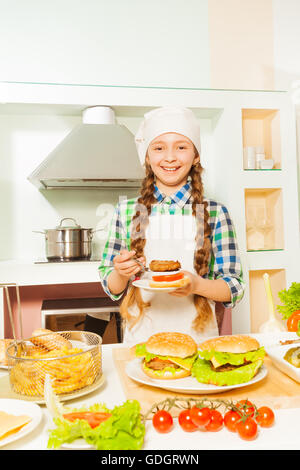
[243, 147, 256, 169]
[260, 159, 274, 170]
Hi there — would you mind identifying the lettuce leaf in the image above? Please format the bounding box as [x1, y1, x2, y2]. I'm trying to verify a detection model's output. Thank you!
[198, 347, 265, 367]
[191, 357, 263, 386]
[135, 343, 198, 370]
[47, 400, 145, 450]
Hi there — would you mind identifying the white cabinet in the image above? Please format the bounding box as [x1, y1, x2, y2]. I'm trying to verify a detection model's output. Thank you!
[0, 81, 299, 336]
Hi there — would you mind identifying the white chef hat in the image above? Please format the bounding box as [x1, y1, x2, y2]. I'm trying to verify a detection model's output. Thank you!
[135, 106, 201, 165]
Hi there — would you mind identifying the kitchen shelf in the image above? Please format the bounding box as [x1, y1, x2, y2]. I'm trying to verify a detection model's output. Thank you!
[244, 188, 284, 251]
[242, 108, 281, 169]
[249, 269, 286, 333]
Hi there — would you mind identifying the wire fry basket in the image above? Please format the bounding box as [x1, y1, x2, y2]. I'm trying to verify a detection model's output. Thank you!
[6, 331, 102, 398]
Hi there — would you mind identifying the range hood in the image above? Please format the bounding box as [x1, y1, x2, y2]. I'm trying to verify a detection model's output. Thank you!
[28, 106, 145, 189]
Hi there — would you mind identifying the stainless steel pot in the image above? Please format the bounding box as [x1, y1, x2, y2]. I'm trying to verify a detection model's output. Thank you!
[34, 218, 97, 261]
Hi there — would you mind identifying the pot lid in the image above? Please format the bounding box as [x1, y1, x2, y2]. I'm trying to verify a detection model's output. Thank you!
[54, 218, 85, 230]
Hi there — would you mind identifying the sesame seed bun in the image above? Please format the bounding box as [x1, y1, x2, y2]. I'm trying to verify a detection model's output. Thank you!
[142, 361, 191, 380]
[199, 334, 260, 354]
[146, 332, 198, 358]
[149, 276, 190, 289]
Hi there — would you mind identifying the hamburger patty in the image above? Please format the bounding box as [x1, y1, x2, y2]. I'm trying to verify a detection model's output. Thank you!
[145, 358, 180, 370]
[212, 360, 251, 372]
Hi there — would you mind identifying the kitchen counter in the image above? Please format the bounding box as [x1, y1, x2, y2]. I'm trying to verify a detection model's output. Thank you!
[1, 343, 300, 451]
[0, 259, 102, 286]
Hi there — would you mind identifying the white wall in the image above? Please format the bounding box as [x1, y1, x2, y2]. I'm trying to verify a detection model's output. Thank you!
[0, 0, 210, 88]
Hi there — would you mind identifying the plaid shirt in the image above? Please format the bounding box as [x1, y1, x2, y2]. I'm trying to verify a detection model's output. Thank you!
[98, 181, 245, 308]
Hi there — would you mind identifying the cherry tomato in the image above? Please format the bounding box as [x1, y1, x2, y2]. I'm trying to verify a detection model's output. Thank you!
[236, 417, 258, 441]
[255, 406, 275, 428]
[189, 406, 211, 428]
[63, 411, 111, 429]
[287, 311, 300, 332]
[152, 272, 184, 282]
[236, 400, 255, 417]
[224, 410, 241, 432]
[152, 410, 173, 433]
[204, 409, 223, 432]
[178, 409, 198, 432]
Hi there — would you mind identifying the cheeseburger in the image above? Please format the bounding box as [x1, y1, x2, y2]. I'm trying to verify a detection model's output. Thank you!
[135, 332, 198, 379]
[148, 260, 189, 289]
[191, 335, 265, 386]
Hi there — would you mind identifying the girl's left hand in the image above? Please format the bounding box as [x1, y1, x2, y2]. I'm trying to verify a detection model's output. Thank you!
[168, 270, 198, 297]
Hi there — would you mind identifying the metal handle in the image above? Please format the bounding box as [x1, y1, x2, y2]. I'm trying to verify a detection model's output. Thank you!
[0, 283, 23, 341]
[58, 217, 80, 228]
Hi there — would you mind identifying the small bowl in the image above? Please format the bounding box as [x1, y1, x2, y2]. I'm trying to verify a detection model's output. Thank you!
[260, 159, 274, 170]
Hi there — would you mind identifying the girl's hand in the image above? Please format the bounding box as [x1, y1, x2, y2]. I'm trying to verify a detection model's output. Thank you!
[113, 249, 146, 280]
[168, 270, 198, 297]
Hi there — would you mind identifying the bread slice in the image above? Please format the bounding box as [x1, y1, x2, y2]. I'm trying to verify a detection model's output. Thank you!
[149, 276, 190, 289]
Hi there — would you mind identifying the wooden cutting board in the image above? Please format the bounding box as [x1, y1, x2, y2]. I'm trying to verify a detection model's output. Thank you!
[113, 348, 300, 418]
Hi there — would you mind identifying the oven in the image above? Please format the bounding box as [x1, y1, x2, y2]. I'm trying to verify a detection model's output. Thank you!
[41, 297, 123, 343]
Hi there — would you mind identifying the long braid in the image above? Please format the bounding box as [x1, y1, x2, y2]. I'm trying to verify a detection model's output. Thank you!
[190, 160, 214, 331]
[119, 161, 156, 328]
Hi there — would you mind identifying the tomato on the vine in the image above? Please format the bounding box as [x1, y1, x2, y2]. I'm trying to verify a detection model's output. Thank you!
[178, 409, 198, 432]
[236, 399, 255, 417]
[152, 410, 173, 433]
[189, 406, 211, 428]
[204, 409, 223, 432]
[255, 406, 275, 428]
[224, 410, 241, 432]
[236, 417, 258, 441]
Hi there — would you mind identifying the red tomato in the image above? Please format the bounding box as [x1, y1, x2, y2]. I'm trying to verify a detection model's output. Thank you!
[204, 409, 223, 432]
[236, 417, 258, 441]
[63, 411, 111, 429]
[189, 406, 211, 428]
[152, 410, 173, 433]
[236, 400, 255, 417]
[224, 410, 241, 432]
[178, 409, 198, 432]
[152, 272, 184, 282]
[287, 311, 300, 332]
[255, 406, 275, 428]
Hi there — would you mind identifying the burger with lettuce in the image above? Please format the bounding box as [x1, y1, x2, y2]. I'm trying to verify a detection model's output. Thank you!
[191, 335, 265, 386]
[135, 332, 198, 379]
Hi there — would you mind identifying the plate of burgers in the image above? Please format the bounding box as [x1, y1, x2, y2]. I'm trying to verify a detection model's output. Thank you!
[126, 332, 268, 394]
[132, 259, 190, 292]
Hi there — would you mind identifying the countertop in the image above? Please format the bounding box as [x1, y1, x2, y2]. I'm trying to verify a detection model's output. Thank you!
[0, 259, 102, 286]
[1, 342, 300, 451]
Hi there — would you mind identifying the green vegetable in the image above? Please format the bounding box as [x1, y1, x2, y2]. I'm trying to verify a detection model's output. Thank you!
[198, 347, 265, 367]
[191, 358, 263, 386]
[135, 343, 198, 369]
[47, 400, 145, 450]
[277, 282, 300, 320]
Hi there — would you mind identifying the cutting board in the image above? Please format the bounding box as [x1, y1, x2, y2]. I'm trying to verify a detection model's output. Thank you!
[113, 348, 300, 418]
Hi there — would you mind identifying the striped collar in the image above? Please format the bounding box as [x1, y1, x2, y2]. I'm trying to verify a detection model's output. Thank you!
[154, 180, 192, 209]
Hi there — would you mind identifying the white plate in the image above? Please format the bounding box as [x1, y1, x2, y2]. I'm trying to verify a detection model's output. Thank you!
[265, 342, 300, 383]
[125, 358, 268, 394]
[132, 279, 179, 292]
[0, 398, 42, 448]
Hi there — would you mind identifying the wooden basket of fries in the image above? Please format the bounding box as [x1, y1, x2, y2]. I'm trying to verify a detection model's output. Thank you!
[6, 331, 102, 398]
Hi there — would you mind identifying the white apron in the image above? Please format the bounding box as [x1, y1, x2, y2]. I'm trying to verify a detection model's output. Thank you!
[123, 210, 219, 344]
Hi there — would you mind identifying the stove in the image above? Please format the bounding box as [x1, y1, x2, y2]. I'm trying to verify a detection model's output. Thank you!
[34, 257, 102, 264]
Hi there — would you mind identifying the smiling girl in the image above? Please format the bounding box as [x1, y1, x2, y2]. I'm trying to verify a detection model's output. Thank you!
[98, 106, 244, 343]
